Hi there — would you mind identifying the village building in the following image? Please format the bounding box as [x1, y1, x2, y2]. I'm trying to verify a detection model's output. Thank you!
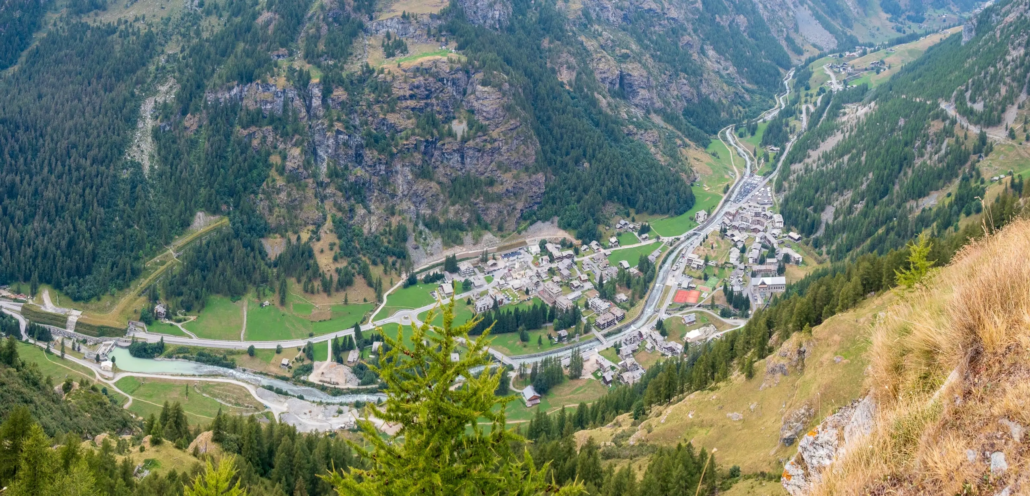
[752, 263, 779, 278]
[609, 307, 626, 322]
[601, 371, 614, 386]
[596, 312, 618, 330]
[683, 313, 696, 325]
[556, 329, 569, 342]
[543, 281, 562, 299]
[555, 295, 573, 312]
[522, 385, 541, 407]
[281, 358, 290, 368]
[346, 349, 359, 364]
[588, 297, 611, 313]
[780, 247, 803, 265]
[474, 295, 495, 314]
[754, 277, 787, 298]
[695, 210, 708, 223]
[621, 369, 644, 385]
[438, 283, 454, 299]
[457, 261, 475, 277]
[788, 232, 802, 242]
[615, 293, 628, 303]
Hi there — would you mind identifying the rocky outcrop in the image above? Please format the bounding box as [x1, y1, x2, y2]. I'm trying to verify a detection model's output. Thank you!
[781, 396, 876, 495]
[456, 0, 511, 29]
[780, 404, 814, 447]
[367, 15, 443, 44]
[206, 82, 308, 120]
[962, 17, 977, 44]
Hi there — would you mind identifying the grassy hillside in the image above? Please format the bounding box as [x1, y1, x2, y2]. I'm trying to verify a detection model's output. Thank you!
[813, 219, 1030, 494]
[572, 288, 896, 491]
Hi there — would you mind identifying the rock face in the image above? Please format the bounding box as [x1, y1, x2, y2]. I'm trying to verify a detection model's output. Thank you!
[456, 0, 511, 29]
[962, 17, 977, 44]
[207, 56, 542, 234]
[782, 396, 876, 495]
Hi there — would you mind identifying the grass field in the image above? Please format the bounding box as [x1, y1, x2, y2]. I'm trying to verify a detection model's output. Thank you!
[417, 299, 474, 328]
[183, 295, 243, 340]
[502, 378, 608, 422]
[607, 242, 665, 267]
[650, 186, 722, 237]
[374, 283, 440, 320]
[115, 377, 263, 424]
[599, 347, 619, 365]
[378, 323, 415, 350]
[311, 303, 374, 335]
[740, 121, 768, 156]
[244, 303, 309, 341]
[616, 231, 640, 246]
[17, 341, 96, 384]
[147, 321, 188, 337]
[488, 327, 565, 356]
[244, 299, 374, 341]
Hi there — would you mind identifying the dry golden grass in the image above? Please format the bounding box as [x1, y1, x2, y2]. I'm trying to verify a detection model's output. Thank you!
[814, 219, 1030, 495]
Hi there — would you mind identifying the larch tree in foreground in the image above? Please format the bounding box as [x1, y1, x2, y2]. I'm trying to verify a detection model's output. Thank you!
[324, 298, 582, 495]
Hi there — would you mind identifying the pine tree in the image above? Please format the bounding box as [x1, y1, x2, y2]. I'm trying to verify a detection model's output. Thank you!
[323, 299, 582, 495]
[895, 234, 934, 289]
[8, 423, 56, 495]
[184, 456, 248, 496]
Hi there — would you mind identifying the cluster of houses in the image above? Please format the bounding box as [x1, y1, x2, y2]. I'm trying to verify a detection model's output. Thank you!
[670, 196, 804, 308]
[431, 240, 639, 341]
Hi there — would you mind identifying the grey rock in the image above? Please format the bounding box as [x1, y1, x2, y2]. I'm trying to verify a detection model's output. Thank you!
[455, 0, 511, 29]
[780, 404, 814, 447]
[1000, 418, 1024, 442]
[990, 452, 1007, 474]
[781, 396, 877, 496]
[966, 449, 977, 463]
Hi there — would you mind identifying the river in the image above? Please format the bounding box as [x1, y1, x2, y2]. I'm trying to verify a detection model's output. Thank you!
[110, 348, 385, 404]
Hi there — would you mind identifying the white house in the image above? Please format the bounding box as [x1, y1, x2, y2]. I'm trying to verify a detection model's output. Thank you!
[474, 295, 495, 314]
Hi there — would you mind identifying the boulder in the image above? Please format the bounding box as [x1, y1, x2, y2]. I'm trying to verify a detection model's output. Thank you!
[782, 396, 876, 495]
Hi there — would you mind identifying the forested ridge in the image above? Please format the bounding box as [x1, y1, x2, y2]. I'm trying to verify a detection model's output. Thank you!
[0, 22, 159, 300]
[775, 0, 1028, 260]
[445, 0, 695, 240]
[0, 0, 45, 70]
